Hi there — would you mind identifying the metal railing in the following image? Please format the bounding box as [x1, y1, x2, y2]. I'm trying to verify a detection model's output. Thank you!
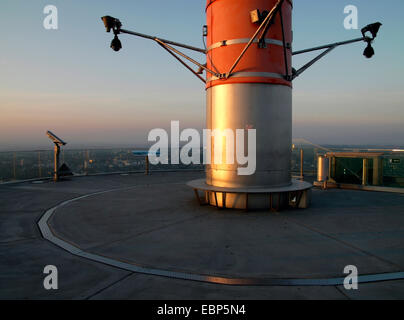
[0, 148, 205, 183]
[291, 144, 404, 188]
[1, 145, 403, 188]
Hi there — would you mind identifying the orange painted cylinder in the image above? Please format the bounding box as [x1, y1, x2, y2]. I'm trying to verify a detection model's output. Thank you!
[206, 0, 293, 88]
[205, 0, 294, 189]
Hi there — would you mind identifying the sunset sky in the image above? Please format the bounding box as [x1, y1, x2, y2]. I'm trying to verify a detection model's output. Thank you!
[1, 0, 403, 150]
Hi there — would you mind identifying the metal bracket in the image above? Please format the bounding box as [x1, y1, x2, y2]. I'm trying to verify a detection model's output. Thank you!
[203, 25, 208, 37]
[258, 38, 267, 49]
[257, 10, 278, 47]
[284, 75, 293, 81]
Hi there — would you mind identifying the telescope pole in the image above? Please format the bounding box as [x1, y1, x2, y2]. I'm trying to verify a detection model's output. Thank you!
[54, 144, 60, 182]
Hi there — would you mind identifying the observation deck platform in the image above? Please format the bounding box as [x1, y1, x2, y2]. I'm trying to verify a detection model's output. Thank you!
[1, 171, 404, 299]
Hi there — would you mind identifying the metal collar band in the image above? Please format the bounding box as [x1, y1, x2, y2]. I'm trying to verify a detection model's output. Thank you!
[207, 38, 287, 52]
[207, 71, 286, 82]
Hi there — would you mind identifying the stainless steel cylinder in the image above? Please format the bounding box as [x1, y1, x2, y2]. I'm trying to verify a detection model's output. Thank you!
[317, 155, 329, 182]
[206, 83, 292, 188]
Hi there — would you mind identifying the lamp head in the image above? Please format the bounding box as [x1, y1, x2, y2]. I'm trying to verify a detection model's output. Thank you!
[101, 16, 122, 33]
[361, 22, 382, 39]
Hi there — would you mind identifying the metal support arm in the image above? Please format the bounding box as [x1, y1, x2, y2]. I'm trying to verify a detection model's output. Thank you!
[120, 29, 206, 54]
[155, 39, 219, 78]
[257, 1, 284, 46]
[156, 42, 206, 84]
[293, 46, 336, 80]
[292, 37, 368, 56]
[119, 28, 221, 82]
[292, 36, 370, 80]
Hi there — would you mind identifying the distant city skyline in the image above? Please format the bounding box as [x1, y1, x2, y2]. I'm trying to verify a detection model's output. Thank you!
[1, 0, 403, 150]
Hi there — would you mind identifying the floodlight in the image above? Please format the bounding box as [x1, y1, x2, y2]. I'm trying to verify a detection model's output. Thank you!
[111, 35, 122, 52]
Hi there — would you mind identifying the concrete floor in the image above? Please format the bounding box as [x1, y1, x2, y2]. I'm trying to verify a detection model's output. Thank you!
[1, 171, 404, 300]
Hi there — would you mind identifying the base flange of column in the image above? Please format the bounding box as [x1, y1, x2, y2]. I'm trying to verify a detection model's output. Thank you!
[188, 179, 312, 211]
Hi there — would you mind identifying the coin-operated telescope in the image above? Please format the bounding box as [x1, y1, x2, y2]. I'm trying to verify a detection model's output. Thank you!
[46, 131, 68, 182]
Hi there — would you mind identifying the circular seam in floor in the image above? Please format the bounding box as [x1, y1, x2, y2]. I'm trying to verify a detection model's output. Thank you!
[37, 184, 404, 287]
